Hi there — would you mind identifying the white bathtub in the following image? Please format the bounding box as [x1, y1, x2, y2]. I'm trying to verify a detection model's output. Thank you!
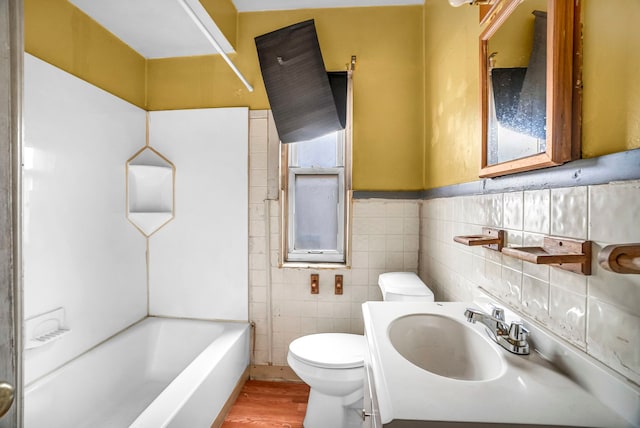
[24, 317, 250, 428]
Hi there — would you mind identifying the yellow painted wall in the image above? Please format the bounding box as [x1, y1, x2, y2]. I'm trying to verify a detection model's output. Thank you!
[582, 0, 640, 157]
[200, 0, 238, 48]
[422, 0, 480, 189]
[25, 1, 423, 190]
[24, 0, 146, 108]
[25, 0, 639, 191]
[488, 0, 547, 68]
[147, 7, 425, 191]
[423, 0, 640, 189]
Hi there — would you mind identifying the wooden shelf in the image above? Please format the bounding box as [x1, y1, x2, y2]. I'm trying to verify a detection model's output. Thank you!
[501, 237, 592, 275]
[454, 228, 504, 251]
[598, 243, 640, 274]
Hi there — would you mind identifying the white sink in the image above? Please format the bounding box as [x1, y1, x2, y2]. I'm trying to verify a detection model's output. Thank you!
[388, 313, 504, 381]
[363, 301, 635, 427]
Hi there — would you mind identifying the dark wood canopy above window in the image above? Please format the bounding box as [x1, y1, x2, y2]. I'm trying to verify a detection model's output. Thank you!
[255, 20, 346, 143]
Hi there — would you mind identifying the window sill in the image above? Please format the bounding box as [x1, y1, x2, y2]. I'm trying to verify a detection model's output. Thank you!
[279, 261, 350, 270]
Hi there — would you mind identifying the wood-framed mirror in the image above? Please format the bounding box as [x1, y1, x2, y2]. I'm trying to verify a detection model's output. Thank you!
[479, 0, 580, 178]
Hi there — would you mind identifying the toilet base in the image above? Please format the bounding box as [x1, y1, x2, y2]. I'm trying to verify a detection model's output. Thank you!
[303, 387, 363, 428]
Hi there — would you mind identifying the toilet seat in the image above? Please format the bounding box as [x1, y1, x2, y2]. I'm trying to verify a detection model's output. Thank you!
[288, 333, 365, 369]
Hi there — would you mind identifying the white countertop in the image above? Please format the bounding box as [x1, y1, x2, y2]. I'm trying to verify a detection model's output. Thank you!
[363, 301, 635, 427]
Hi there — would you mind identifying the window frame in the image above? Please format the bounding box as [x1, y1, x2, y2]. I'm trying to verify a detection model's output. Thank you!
[280, 73, 353, 266]
[286, 145, 346, 263]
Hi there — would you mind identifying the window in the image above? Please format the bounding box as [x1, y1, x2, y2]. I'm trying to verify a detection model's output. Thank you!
[283, 130, 349, 263]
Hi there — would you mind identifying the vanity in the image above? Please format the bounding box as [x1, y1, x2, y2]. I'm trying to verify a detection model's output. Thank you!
[361, 300, 639, 427]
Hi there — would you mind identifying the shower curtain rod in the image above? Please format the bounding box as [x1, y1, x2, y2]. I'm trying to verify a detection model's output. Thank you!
[176, 0, 254, 92]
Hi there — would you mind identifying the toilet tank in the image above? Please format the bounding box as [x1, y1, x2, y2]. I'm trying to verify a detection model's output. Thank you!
[378, 272, 434, 302]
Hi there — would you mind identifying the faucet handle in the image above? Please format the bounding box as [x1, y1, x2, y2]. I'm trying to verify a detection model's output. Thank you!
[464, 308, 481, 322]
[491, 306, 505, 321]
[508, 322, 529, 343]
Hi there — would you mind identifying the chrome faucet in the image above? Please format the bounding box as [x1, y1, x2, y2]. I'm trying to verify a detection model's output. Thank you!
[464, 306, 530, 355]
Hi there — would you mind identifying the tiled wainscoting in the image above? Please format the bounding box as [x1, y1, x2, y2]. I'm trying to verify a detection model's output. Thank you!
[419, 182, 640, 385]
[249, 110, 639, 386]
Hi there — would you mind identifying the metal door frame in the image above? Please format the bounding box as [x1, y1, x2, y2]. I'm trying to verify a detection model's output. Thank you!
[0, 0, 24, 426]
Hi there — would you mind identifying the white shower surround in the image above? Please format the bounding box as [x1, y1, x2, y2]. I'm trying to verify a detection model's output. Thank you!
[147, 107, 249, 320]
[23, 52, 250, 403]
[23, 54, 148, 384]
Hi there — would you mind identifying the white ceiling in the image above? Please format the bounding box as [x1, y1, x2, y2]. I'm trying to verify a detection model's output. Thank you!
[69, 0, 423, 59]
[69, 0, 234, 58]
[232, 0, 423, 12]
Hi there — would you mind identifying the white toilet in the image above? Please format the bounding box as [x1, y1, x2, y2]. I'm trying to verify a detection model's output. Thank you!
[287, 272, 434, 428]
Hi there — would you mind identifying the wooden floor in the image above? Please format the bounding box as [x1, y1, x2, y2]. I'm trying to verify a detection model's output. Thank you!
[221, 380, 310, 428]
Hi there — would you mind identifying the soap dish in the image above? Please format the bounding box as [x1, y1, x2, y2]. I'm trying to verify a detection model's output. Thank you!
[25, 307, 71, 350]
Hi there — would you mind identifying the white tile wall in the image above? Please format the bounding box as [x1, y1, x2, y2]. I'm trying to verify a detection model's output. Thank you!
[523, 189, 550, 234]
[248, 112, 420, 366]
[420, 182, 640, 385]
[551, 186, 588, 239]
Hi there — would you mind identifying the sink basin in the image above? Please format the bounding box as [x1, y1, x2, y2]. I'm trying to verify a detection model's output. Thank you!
[364, 302, 633, 427]
[388, 313, 505, 381]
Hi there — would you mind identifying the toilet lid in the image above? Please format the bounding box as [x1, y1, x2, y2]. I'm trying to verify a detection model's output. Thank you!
[289, 333, 365, 369]
[378, 272, 434, 297]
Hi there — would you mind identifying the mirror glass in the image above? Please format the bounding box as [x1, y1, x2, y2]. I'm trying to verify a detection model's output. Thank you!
[480, 0, 578, 178]
[486, 0, 547, 165]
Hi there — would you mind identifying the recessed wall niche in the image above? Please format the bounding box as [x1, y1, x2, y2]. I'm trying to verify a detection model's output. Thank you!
[126, 146, 175, 236]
